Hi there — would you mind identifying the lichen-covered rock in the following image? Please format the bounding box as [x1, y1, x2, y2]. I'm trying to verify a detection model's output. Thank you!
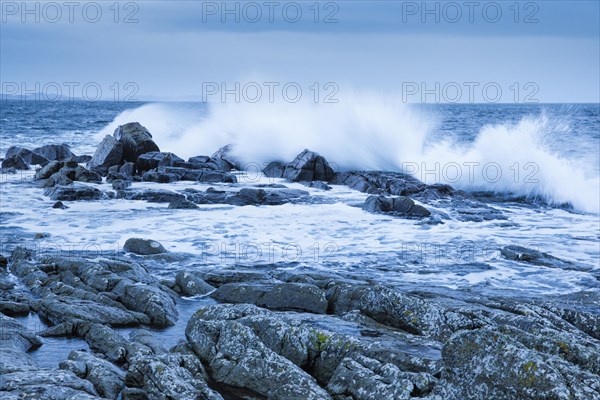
[175, 271, 214, 296]
[59, 350, 125, 399]
[186, 312, 332, 400]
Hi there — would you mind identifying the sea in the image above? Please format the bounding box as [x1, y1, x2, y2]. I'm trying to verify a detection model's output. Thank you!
[1, 99, 599, 366]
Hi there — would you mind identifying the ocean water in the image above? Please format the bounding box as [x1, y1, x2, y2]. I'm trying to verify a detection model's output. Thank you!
[1, 100, 599, 300]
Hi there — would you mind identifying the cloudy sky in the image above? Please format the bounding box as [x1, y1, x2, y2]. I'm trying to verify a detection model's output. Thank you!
[1, 0, 599, 102]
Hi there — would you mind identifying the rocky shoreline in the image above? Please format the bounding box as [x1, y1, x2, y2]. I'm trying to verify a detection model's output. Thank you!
[1, 122, 599, 399]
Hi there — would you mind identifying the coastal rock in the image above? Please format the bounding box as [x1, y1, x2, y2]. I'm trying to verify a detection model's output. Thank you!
[362, 195, 431, 217]
[123, 238, 167, 255]
[211, 145, 241, 171]
[283, 149, 335, 182]
[0, 314, 42, 373]
[168, 198, 198, 209]
[44, 183, 103, 201]
[87, 135, 124, 175]
[39, 162, 102, 187]
[158, 166, 238, 183]
[263, 161, 286, 178]
[113, 122, 160, 163]
[0, 369, 100, 399]
[137, 151, 184, 174]
[175, 271, 215, 296]
[52, 201, 68, 209]
[32, 144, 76, 161]
[116, 188, 186, 203]
[1, 154, 30, 170]
[500, 245, 586, 271]
[212, 282, 328, 314]
[112, 179, 131, 191]
[186, 313, 332, 400]
[5, 145, 49, 165]
[59, 350, 125, 399]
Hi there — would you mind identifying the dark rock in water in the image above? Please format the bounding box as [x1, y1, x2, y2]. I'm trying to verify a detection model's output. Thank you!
[168, 198, 198, 209]
[38, 162, 102, 187]
[32, 143, 76, 161]
[302, 180, 332, 190]
[137, 151, 184, 174]
[39, 296, 149, 326]
[5, 145, 49, 165]
[500, 245, 588, 271]
[112, 179, 131, 191]
[124, 238, 167, 255]
[332, 170, 426, 195]
[0, 314, 42, 373]
[158, 166, 238, 183]
[44, 183, 103, 201]
[283, 149, 335, 182]
[212, 282, 328, 314]
[59, 350, 125, 399]
[52, 201, 68, 209]
[175, 271, 215, 296]
[262, 161, 286, 178]
[87, 135, 124, 175]
[363, 195, 431, 217]
[117, 188, 186, 203]
[211, 144, 241, 171]
[113, 122, 160, 163]
[188, 155, 211, 164]
[141, 170, 180, 183]
[1, 154, 30, 170]
[186, 187, 309, 206]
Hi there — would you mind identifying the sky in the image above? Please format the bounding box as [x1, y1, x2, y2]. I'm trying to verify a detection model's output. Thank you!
[1, 0, 599, 103]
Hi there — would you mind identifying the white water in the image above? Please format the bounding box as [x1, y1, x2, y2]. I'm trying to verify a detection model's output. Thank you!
[95, 98, 600, 213]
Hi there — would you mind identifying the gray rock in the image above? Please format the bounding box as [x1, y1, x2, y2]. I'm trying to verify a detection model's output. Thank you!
[112, 179, 131, 191]
[500, 245, 587, 271]
[52, 201, 68, 209]
[44, 183, 103, 201]
[126, 353, 223, 400]
[59, 350, 125, 399]
[32, 143, 76, 161]
[213, 282, 328, 314]
[39, 162, 102, 187]
[120, 161, 135, 177]
[123, 238, 167, 255]
[186, 313, 332, 400]
[35, 160, 63, 180]
[302, 180, 332, 190]
[168, 198, 198, 209]
[116, 189, 186, 203]
[87, 135, 124, 175]
[283, 149, 335, 182]
[0, 300, 30, 316]
[263, 161, 286, 178]
[0, 370, 100, 399]
[0, 314, 42, 373]
[211, 144, 241, 171]
[141, 170, 180, 183]
[362, 195, 431, 217]
[113, 122, 160, 163]
[1, 154, 30, 170]
[175, 271, 215, 296]
[5, 145, 49, 165]
[137, 151, 184, 174]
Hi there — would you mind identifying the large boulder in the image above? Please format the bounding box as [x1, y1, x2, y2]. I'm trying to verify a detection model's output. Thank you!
[362, 195, 431, 217]
[113, 122, 160, 163]
[37, 161, 102, 187]
[59, 350, 125, 399]
[32, 144, 76, 161]
[282, 149, 335, 182]
[211, 145, 241, 171]
[87, 135, 124, 175]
